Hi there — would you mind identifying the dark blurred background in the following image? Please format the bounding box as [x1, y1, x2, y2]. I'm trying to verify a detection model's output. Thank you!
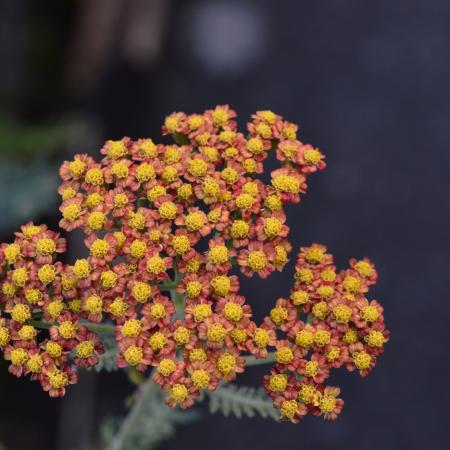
[0, 0, 449, 449]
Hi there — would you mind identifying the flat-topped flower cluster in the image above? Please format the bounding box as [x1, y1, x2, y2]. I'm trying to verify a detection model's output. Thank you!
[0, 106, 387, 422]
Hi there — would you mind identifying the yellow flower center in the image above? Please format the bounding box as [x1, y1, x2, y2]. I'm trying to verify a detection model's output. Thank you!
[157, 358, 176, 376]
[298, 384, 316, 404]
[73, 259, 90, 278]
[132, 282, 152, 303]
[111, 161, 129, 178]
[138, 139, 157, 158]
[136, 162, 156, 183]
[207, 323, 227, 342]
[85, 168, 104, 186]
[247, 251, 267, 271]
[18, 325, 36, 341]
[221, 167, 239, 184]
[90, 239, 109, 258]
[324, 347, 339, 363]
[365, 330, 385, 348]
[312, 301, 329, 320]
[121, 319, 142, 337]
[25, 288, 42, 304]
[343, 276, 361, 293]
[84, 295, 103, 314]
[185, 212, 205, 232]
[352, 351, 371, 370]
[38, 264, 56, 284]
[189, 348, 207, 363]
[11, 304, 31, 323]
[147, 185, 166, 202]
[295, 268, 314, 284]
[46, 341, 63, 358]
[255, 122, 272, 138]
[281, 400, 298, 419]
[170, 383, 188, 403]
[316, 285, 334, 299]
[304, 361, 319, 377]
[188, 159, 208, 177]
[219, 130, 236, 143]
[343, 328, 358, 344]
[254, 328, 269, 348]
[99, 271, 117, 291]
[113, 193, 128, 208]
[269, 374, 287, 392]
[246, 137, 264, 154]
[10, 348, 29, 366]
[209, 246, 229, 264]
[210, 276, 230, 296]
[275, 346, 293, 364]
[177, 184, 193, 200]
[150, 303, 166, 319]
[124, 346, 143, 366]
[47, 300, 64, 319]
[230, 220, 249, 239]
[192, 304, 212, 322]
[354, 261, 374, 278]
[223, 302, 243, 322]
[314, 330, 331, 347]
[172, 235, 190, 255]
[76, 340, 95, 358]
[320, 269, 336, 282]
[270, 306, 288, 325]
[4, 243, 21, 264]
[361, 305, 379, 322]
[272, 174, 300, 193]
[0, 326, 10, 346]
[128, 212, 146, 230]
[296, 330, 314, 348]
[333, 304, 353, 323]
[85, 192, 103, 208]
[212, 108, 229, 126]
[12, 268, 28, 287]
[291, 290, 309, 306]
[109, 298, 128, 316]
[108, 140, 128, 159]
[146, 256, 166, 275]
[148, 332, 167, 351]
[69, 159, 86, 177]
[304, 148, 322, 165]
[202, 177, 220, 197]
[186, 281, 202, 298]
[191, 369, 210, 389]
[173, 326, 190, 345]
[129, 240, 147, 259]
[158, 202, 177, 220]
[230, 328, 247, 343]
[59, 321, 77, 339]
[27, 354, 43, 373]
[217, 353, 236, 374]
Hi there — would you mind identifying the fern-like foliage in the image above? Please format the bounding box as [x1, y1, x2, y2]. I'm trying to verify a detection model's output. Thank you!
[101, 387, 198, 450]
[91, 334, 118, 373]
[205, 385, 279, 421]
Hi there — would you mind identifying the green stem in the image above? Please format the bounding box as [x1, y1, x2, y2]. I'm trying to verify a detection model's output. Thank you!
[244, 351, 276, 366]
[107, 373, 158, 450]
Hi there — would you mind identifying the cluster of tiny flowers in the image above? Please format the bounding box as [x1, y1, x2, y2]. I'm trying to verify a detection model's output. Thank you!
[0, 105, 387, 420]
[262, 244, 389, 422]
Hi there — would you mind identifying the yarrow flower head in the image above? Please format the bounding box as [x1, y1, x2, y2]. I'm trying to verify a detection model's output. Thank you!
[0, 106, 387, 424]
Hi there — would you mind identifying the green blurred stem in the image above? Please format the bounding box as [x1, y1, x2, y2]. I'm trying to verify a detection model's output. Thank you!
[107, 372, 158, 450]
[244, 351, 276, 366]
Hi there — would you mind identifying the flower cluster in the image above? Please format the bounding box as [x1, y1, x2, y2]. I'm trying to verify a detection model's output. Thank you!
[0, 106, 386, 421]
[262, 244, 389, 422]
